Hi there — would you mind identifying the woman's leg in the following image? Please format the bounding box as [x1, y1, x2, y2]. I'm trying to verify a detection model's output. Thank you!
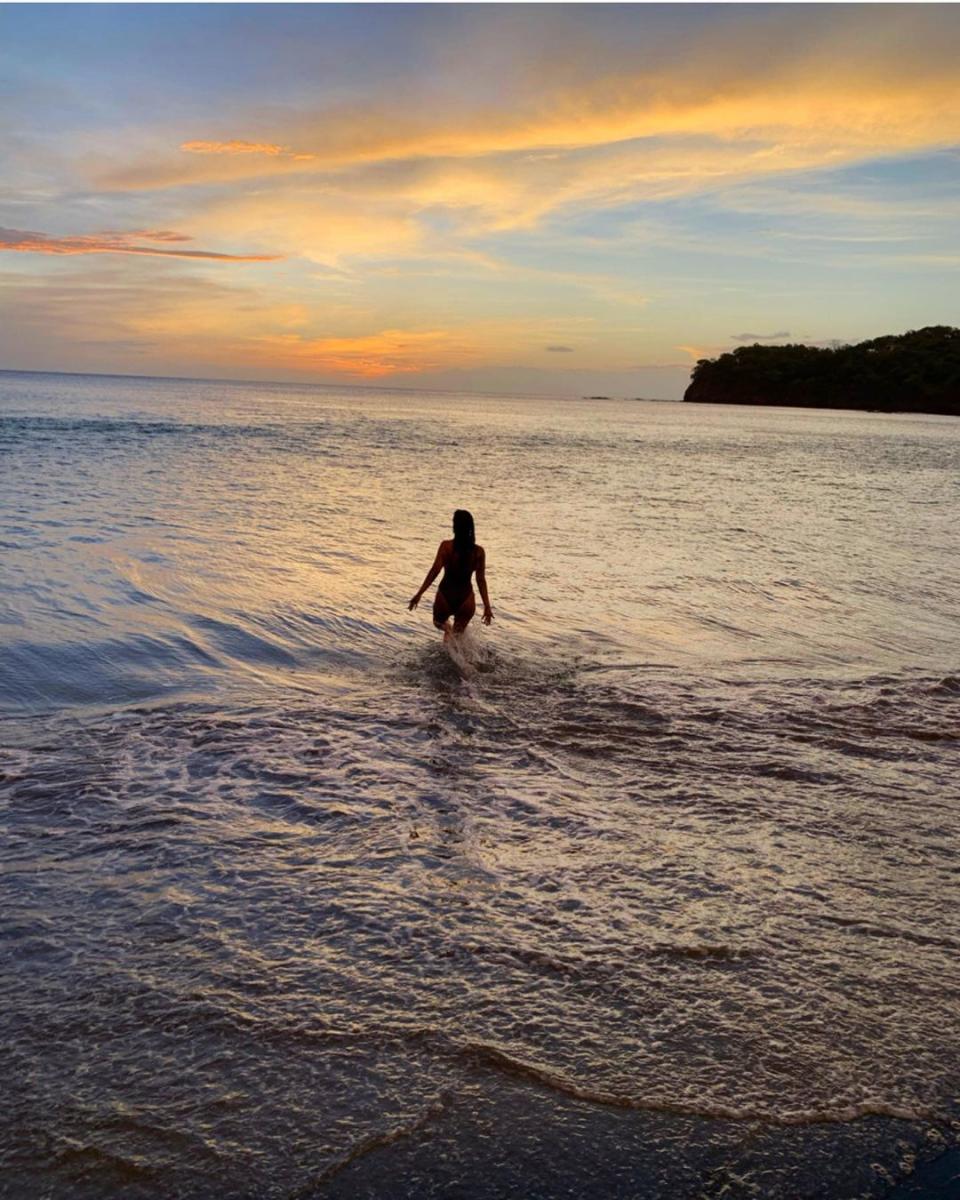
[432, 589, 453, 632]
[452, 591, 476, 633]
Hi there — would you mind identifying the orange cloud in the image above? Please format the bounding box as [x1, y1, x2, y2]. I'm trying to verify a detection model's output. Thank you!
[244, 328, 468, 377]
[103, 66, 960, 203]
[181, 140, 288, 156]
[98, 228, 191, 242]
[0, 226, 281, 262]
[91, 2, 959, 222]
[89, 69, 959, 253]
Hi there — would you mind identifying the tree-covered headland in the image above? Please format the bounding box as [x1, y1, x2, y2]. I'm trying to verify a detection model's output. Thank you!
[683, 326, 960, 415]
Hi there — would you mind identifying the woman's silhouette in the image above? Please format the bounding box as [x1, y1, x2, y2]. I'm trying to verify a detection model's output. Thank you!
[409, 510, 493, 636]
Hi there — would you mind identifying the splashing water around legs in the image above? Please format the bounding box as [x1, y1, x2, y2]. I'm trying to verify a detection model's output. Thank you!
[444, 626, 490, 679]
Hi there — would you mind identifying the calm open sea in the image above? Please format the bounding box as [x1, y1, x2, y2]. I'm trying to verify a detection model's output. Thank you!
[1, 370, 958, 1199]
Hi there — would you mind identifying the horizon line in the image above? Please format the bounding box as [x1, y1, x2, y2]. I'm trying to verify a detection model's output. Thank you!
[0, 367, 675, 404]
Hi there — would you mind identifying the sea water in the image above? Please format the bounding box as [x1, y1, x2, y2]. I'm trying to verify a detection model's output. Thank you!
[1, 370, 958, 1198]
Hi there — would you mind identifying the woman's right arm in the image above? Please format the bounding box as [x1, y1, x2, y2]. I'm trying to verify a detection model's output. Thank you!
[409, 543, 446, 610]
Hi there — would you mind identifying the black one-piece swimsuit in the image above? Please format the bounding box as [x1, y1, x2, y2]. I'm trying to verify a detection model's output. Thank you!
[438, 545, 475, 610]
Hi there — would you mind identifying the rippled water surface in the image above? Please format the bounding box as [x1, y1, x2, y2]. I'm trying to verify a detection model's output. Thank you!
[1, 370, 959, 1199]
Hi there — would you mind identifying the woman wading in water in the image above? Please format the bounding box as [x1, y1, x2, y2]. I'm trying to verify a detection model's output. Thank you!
[409, 510, 493, 636]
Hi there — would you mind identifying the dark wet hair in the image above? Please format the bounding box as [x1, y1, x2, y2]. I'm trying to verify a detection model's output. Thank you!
[452, 509, 475, 560]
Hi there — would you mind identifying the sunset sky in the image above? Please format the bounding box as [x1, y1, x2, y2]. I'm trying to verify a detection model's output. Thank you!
[2, 3, 959, 398]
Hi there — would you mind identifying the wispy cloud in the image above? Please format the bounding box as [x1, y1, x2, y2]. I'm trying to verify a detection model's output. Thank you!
[76, 9, 960, 284]
[0, 227, 281, 262]
[181, 140, 289, 156]
[545, 345, 574, 353]
[100, 32, 960, 214]
[100, 228, 192, 242]
[731, 331, 790, 342]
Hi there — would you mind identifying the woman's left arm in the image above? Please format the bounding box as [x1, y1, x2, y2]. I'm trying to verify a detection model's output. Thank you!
[476, 547, 493, 624]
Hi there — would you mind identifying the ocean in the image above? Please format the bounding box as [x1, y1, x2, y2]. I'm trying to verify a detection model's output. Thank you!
[1, 370, 958, 1199]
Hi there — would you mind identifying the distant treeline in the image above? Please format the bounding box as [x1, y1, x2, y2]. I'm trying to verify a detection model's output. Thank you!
[683, 326, 960, 415]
